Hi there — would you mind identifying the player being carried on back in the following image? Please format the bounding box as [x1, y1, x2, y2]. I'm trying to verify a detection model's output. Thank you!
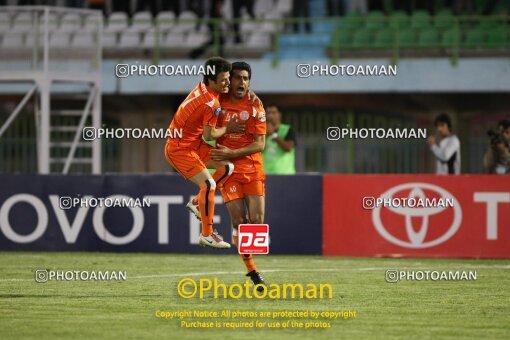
[187, 61, 267, 289]
[165, 57, 245, 249]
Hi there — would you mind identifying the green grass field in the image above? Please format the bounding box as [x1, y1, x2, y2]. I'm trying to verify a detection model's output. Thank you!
[0, 252, 509, 339]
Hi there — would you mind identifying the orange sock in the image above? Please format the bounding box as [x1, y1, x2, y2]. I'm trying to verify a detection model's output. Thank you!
[233, 230, 258, 273]
[198, 179, 216, 237]
[192, 163, 233, 205]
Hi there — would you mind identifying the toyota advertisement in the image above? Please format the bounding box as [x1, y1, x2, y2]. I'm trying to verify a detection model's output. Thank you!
[324, 175, 510, 258]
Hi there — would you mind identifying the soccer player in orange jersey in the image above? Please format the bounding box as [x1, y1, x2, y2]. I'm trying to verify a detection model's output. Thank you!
[165, 57, 236, 249]
[189, 62, 267, 288]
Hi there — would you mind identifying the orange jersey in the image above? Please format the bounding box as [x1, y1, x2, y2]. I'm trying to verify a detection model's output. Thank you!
[168, 81, 221, 149]
[217, 95, 267, 174]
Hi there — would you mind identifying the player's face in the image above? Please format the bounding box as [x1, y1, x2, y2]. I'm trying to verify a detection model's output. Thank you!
[436, 123, 449, 137]
[230, 70, 250, 99]
[210, 71, 230, 94]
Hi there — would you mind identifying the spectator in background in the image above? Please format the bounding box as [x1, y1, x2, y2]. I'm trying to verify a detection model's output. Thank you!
[112, 0, 130, 16]
[292, 0, 311, 32]
[233, 0, 255, 44]
[483, 119, 510, 174]
[347, 0, 367, 14]
[88, 0, 106, 15]
[189, 0, 225, 59]
[263, 105, 297, 174]
[327, 0, 345, 16]
[427, 113, 461, 174]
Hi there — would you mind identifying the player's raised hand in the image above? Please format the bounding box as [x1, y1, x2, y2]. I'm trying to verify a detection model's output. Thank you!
[210, 144, 234, 161]
[226, 119, 246, 133]
[247, 89, 263, 107]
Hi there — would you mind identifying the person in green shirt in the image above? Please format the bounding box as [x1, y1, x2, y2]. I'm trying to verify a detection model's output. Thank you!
[263, 105, 297, 174]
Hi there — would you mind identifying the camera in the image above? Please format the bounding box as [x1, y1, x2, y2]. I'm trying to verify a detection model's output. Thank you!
[487, 129, 504, 147]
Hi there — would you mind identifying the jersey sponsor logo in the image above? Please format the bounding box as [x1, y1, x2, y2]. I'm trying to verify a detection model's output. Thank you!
[240, 111, 249, 121]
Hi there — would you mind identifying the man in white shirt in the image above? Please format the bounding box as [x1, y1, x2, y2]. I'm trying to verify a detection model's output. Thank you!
[427, 113, 461, 174]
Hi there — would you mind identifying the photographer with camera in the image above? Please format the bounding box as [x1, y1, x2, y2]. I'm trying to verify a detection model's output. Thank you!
[483, 119, 510, 174]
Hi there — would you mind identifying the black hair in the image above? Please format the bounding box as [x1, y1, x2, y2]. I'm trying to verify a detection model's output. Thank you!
[231, 61, 252, 80]
[498, 119, 510, 130]
[203, 57, 231, 85]
[434, 113, 452, 131]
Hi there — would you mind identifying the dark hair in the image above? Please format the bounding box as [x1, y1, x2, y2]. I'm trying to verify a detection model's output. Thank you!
[434, 113, 452, 131]
[231, 61, 252, 79]
[203, 57, 231, 85]
[498, 119, 510, 130]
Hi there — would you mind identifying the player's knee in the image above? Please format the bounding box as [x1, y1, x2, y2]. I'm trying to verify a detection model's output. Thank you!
[205, 178, 216, 190]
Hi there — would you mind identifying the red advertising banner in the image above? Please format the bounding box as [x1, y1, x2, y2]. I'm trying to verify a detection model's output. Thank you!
[323, 175, 510, 258]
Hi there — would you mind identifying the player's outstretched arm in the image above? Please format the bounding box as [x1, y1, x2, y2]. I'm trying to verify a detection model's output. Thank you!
[210, 135, 265, 161]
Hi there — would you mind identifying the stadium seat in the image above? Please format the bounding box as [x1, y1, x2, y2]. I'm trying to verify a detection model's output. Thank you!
[274, 0, 292, 16]
[72, 32, 96, 47]
[59, 13, 81, 31]
[173, 11, 197, 33]
[82, 14, 99, 32]
[130, 11, 153, 33]
[11, 12, 32, 33]
[441, 29, 459, 47]
[102, 31, 118, 48]
[156, 11, 176, 37]
[389, 11, 410, 29]
[478, 16, 501, 29]
[486, 28, 508, 48]
[184, 31, 209, 47]
[352, 29, 373, 48]
[49, 31, 71, 47]
[411, 10, 431, 29]
[254, 0, 274, 17]
[0, 12, 12, 32]
[343, 13, 363, 30]
[240, 13, 259, 36]
[161, 32, 186, 48]
[463, 28, 486, 48]
[418, 28, 439, 47]
[365, 11, 386, 30]
[245, 33, 272, 48]
[1, 32, 24, 47]
[118, 31, 142, 47]
[373, 29, 393, 49]
[331, 29, 353, 48]
[118, 12, 152, 48]
[397, 29, 417, 48]
[37, 12, 59, 31]
[105, 12, 128, 33]
[434, 10, 454, 29]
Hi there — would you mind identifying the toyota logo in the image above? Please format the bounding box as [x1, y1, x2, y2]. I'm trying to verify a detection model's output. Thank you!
[372, 183, 462, 249]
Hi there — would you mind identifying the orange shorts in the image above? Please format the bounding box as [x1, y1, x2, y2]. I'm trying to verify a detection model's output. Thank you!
[196, 139, 213, 163]
[165, 142, 206, 179]
[220, 172, 265, 203]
